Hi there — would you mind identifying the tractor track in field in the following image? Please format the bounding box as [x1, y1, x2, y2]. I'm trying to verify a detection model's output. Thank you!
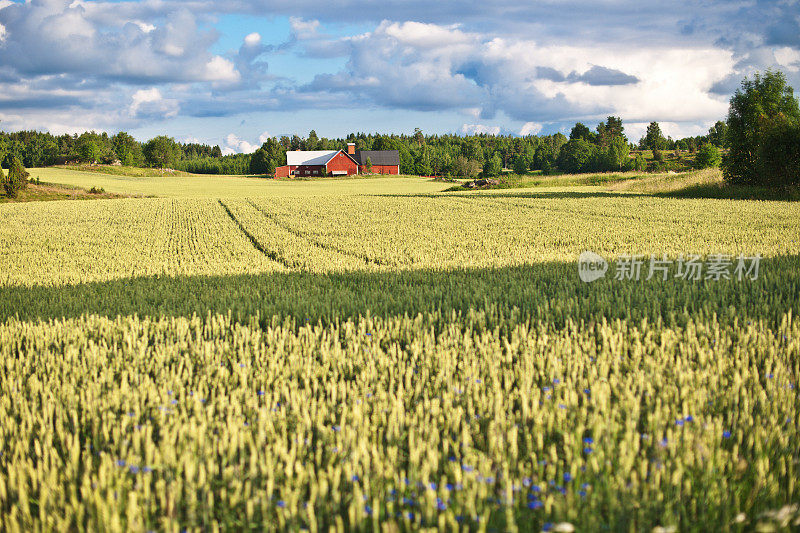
[217, 199, 292, 269]
[245, 199, 389, 267]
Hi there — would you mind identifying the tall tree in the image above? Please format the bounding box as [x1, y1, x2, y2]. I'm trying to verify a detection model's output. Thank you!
[596, 116, 626, 148]
[569, 123, 595, 143]
[143, 136, 181, 169]
[723, 70, 800, 185]
[707, 121, 728, 148]
[642, 122, 666, 151]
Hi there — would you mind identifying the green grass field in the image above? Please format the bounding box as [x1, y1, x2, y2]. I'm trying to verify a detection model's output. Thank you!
[1, 168, 799, 532]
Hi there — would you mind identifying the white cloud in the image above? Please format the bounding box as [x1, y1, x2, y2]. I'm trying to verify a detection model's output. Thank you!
[258, 131, 272, 144]
[0, 22, 5, 44]
[461, 124, 501, 135]
[290, 17, 321, 40]
[774, 47, 800, 72]
[225, 133, 259, 154]
[204, 56, 240, 83]
[245, 32, 262, 47]
[129, 88, 179, 118]
[519, 122, 542, 136]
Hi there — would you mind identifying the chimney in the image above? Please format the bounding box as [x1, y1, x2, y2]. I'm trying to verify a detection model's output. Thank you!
[347, 143, 355, 155]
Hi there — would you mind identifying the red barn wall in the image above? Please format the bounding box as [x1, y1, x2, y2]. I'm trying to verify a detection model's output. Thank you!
[326, 151, 359, 175]
[371, 165, 400, 175]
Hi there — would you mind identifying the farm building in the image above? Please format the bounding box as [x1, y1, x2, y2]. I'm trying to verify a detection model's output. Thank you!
[274, 143, 400, 177]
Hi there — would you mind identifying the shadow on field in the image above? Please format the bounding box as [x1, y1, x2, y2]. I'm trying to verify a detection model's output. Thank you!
[374, 191, 650, 200]
[657, 183, 800, 202]
[2, 257, 799, 329]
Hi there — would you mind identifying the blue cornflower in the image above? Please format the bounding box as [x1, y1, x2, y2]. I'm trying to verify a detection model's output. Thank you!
[531, 485, 541, 493]
[129, 466, 139, 474]
[543, 522, 553, 531]
[462, 465, 474, 472]
[437, 500, 447, 511]
[527, 500, 543, 509]
[476, 379, 482, 384]
[116, 460, 126, 467]
[351, 475, 359, 482]
[448, 456, 457, 462]
[446, 483, 454, 491]
[579, 490, 587, 497]
[581, 483, 591, 489]
[584, 447, 594, 454]
[723, 430, 731, 439]
[332, 425, 341, 432]
[563, 473, 573, 482]
[428, 482, 437, 490]
[584, 388, 591, 394]
[583, 437, 594, 445]
[142, 467, 153, 473]
[277, 500, 286, 508]
[522, 477, 532, 487]
[685, 415, 694, 422]
[660, 438, 668, 447]
[675, 419, 684, 426]
[553, 378, 560, 384]
[543, 386, 551, 392]
[364, 504, 372, 515]
[257, 391, 265, 396]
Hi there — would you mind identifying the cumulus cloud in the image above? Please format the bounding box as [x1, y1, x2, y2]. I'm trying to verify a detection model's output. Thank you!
[519, 122, 543, 136]
[129, 88, 179, 118]
[224, 133, 259, 154]
[0, 0, 798, 136]
[461, 124, 501, 135]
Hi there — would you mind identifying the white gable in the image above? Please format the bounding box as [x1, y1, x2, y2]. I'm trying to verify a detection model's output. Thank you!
[286, 150, 339, 166]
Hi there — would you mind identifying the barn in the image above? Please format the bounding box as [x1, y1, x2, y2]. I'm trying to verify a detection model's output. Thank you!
[274, 143, 401, 177]
[353, 149, 401, 175]
[274, 149, 359, 178]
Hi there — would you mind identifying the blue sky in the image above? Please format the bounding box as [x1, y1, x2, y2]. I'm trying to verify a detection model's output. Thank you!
[0, 0, 798, 153]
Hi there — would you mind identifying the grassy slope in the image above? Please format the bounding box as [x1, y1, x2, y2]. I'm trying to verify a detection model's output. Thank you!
[29, 167, 450, 198]
[0, 181, 128, 203]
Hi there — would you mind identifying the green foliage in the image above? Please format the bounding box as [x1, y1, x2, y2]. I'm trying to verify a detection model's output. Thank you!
[483, 153, 502, 176]
[707, 120, 728, 148]
[512, 154, 529, 174]
[757, 120, 800, 187]
[723, 70, 800, 186]
[364, 156, 373, 173]
[695, 144, 722, 169]
[111, 132, 144, 166]
[642, 122, 667, 151]
[653, 148, 664, 162]
[454, 156, 481, 178]
[143, 136, 181, 169]
[2, 156, 28, 198]
[556, 139, 596, 173]
[569, 122, 596, 143]
[632, 153, 647, 171]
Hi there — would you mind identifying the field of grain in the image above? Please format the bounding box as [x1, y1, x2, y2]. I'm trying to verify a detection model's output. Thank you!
[1, 169, 799, 532]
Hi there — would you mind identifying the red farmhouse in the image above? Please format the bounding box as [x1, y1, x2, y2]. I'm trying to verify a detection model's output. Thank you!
[274, 143, 400, 178]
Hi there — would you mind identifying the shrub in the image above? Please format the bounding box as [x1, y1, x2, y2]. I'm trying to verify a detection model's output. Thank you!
[89, 186, 105, 194]
[694, 144, 722, 169]
[652, 149, 663, 162]
[3, 157, 28, 198]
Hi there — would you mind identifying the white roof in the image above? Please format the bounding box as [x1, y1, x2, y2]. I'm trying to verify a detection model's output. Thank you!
[286, 150, 339, 166]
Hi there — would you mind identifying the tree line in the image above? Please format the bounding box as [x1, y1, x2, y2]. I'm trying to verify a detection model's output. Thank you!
[1, 70, 797, 189]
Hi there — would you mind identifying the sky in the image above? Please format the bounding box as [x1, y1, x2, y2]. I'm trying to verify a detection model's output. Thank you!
[0, 0, 798, 154]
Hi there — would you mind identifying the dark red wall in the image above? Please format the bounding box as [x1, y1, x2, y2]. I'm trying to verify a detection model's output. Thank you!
[326, 151, 359, 175]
